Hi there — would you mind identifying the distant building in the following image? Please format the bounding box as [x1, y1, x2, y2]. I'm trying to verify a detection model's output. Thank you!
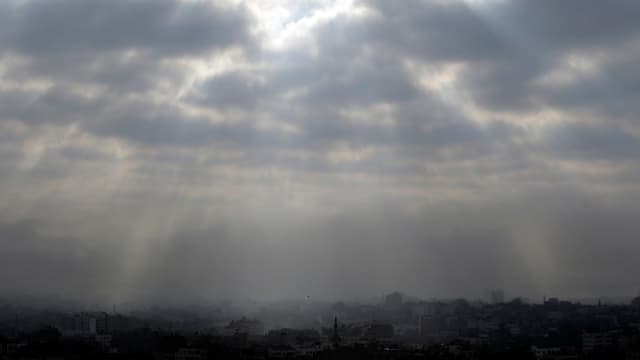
[424, 301, 447, 316]
[57, 313, 97, 336]
[394, 324, 419, 337]
[531, 345, 562, 359]
[266, 328, 320, 345]
[268, 345, 297, 358]
[365, 323, 394, 339]
[531, 346, 578, 360]
[178, 348, 207, 360]
[490, 290, 505, 304]
[582, 331, 615, 353]
[226, 317, 264, 337]
[419, 315, 444, 337]
[331, 317, 340, 346]
[95, 334, 112, 348]
[95, 312, 110, 333]
[161, 348, 207, 360]
[385, 292, 403, 307]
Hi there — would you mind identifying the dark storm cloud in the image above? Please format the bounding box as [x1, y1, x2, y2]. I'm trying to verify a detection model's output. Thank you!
[6, 53, 188, 93]
[500, 0, 640, 49]
[52, 145, 118, 164]
[189, 72, 267, 110]
[458, 55, 549, 111]
[90, 109, 274, 147]
[0, 0, 251, 58]
[484, 0, 640, 112]
[0, 86, 105, 126]
[300, 58, 420, 107]
[544, 125, 640, 161]
[361, 0, 640, 111]
[538, 56, 640, 124]
[359, 0, 540, 111]
[364, 0, 512, 61]
[0, 0, 254, 102]
[189, 41, 421, 111]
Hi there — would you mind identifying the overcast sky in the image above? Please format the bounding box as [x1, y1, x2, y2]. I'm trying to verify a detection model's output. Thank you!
[0, 0, 639, 304]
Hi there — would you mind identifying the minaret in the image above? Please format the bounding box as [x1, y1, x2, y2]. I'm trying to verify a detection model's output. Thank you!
[332, 316, 340, 346]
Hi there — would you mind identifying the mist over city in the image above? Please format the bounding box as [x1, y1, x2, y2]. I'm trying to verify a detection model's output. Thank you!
[1, 0, 640, 358]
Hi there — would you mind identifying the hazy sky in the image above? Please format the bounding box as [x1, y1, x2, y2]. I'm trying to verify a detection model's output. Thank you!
[1, 0, 639, 304]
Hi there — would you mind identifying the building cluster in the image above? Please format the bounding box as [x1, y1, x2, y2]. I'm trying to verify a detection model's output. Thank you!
[1, 294, 640, 359]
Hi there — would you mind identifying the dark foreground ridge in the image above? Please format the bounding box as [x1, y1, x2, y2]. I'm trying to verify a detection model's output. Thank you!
[1, 293, 640, 359]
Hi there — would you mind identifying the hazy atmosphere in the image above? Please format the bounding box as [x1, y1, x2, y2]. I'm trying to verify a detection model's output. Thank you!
[1, 0, 639, 305]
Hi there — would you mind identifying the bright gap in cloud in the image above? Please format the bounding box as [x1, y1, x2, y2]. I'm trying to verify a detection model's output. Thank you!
[244, 0, 358, 50]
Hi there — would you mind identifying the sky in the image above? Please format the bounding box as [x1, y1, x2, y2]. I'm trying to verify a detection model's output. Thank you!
[0, 0, 639, 305]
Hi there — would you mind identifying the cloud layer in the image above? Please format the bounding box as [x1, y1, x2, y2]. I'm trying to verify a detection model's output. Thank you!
[0, 0, 639, 304]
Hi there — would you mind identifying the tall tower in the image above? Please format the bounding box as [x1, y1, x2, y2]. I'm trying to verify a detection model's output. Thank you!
[332, 316, 340, 346]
